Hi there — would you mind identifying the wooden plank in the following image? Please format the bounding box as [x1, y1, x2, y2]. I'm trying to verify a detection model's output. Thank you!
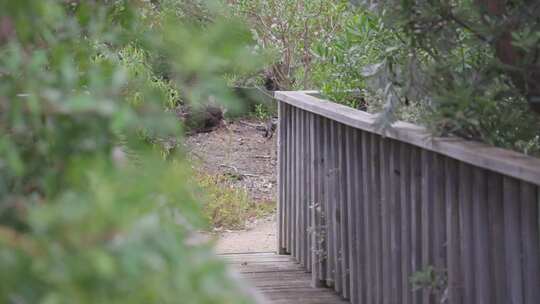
[310, 113, 326, 286]
[277, 101, 285, 252]
[520, 182, 540, 304]
[293, 108, 302, 263]
[304, 110, 311, 270]
[344, 127, 355, 302]
[322, 117, 334, 287]
[472, 167, 492, 304]
[353, 129, 365, 304]
[298, 109, 305, 267]
[288, 107, 298, 257]
[275, 91, 540, 186]
[420, 150, 434, 304]
[503, 177, 523, 304]
[432, 154, 446, 302]
[338, 123, 350, 299]
[225, 253, 349, 304]
[305, 112, 312, 272]
[345, 127, 361, 303]
[361, 131, 374, 304]
[389, 140, 402, 304]
[330, 120, 342, 294]
[400, 143, 412, 304]
[409, 146, 422, 304]
[459, 163, 475, 304]
[370, 133, 383, 304]
[445, 158, 462, 304]
[380, 137, 391, 304]
[487, 173, 506, 304]
[286, 104, 293, 254]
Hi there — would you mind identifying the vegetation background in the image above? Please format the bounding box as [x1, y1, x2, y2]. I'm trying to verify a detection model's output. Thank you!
[1, 0, 539, 303]
[0, 1, 259, 303]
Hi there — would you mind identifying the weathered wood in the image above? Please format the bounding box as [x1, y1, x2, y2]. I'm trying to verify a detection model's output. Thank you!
[275, 91, 540, 186]
[380, 138, 391, 304]
[275, 94, 540, 304]
[224, 252, 348, 304]
[432, 154, 446, 302]
[285, 103, 292, 253]
[473, 168, 492, 304]
[294, 106, 300, 260]
[298, 109, 305, 267]
[459, 163, 475, 304]
[389, 140, 402, 304]
[420, 150, 434, 304]
[345, 128, 360, 303]
[353, 130, 365, 304]
[322, 117, 334, 287]
[520, 182, 540, 304]
[361, 131, 374, 304]
[487, 173, 506, 304]
[310, 114, 326, 286]
[338, 123, 350, 299]
[400, 143, 412, 304]
[503, 177, 523, 304]
[445, 158, 462, 304]
[370, 133, 382, 304]
[410, 146, 422, 304]
[304, 113, 315, 272]
[330, 120, 342, 294]
[277, 101, 285, 253]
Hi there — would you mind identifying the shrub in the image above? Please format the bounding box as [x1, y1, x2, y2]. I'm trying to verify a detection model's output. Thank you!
[0, 1, 258, 303]
[227, 0, 351, 90]
[313, 2, 540, 156]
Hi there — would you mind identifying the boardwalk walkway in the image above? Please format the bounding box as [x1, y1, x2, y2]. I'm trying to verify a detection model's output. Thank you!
[222, 252, 347, 304]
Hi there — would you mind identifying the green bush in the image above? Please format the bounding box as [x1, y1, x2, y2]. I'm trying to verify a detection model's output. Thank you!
[312, 8, 403, 109]
[339, 1, 540, 155]
[0, 1, 258, 303]
[227, 0, 351, 90]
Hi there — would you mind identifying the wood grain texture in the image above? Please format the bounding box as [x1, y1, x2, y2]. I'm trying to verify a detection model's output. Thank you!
[520, 182, 540, 304]
[275, 98, 540, 304]
[361, 131, 374, 304]
[459, 163, 475, 304]
[275, 91, 540, 185]
[223, 252, 348, 304]
[503, 177, 523, 304]
[338, 123, 350, 299]
[345, 127, 362, 303]
[445, 158, 462, 304]
[277, 101, 285, 253]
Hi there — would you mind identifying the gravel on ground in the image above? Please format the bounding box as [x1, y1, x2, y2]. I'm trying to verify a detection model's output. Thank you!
[184, 118, 278, 254]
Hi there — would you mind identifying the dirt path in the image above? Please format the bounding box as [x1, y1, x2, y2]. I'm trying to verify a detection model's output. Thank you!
[184, 119, 277, 253]
[215, 216, 276, 253]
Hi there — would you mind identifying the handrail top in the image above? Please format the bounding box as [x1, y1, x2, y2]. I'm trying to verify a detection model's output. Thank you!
[275, 91, 540, 185]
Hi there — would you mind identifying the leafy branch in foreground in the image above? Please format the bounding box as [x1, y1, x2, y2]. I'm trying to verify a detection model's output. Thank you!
[0, 1, 258, 303]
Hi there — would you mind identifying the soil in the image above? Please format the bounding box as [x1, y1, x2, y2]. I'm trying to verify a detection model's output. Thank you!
[215, 216, 276, 253]
[184, 118, 278, 253]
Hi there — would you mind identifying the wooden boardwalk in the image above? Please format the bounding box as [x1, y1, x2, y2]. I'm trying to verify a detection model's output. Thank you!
[222, 252, 348, 304]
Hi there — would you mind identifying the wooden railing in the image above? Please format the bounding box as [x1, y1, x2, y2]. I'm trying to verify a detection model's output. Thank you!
[275, 91, 540, 304]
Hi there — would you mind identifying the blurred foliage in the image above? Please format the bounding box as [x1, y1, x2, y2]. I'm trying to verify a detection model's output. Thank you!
[0, 0, 258, 303]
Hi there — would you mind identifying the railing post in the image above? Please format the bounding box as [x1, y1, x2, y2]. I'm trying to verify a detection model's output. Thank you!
[310, 113, 326, 288]
[274, 91, 540, 304]
[277, 101, 287, 254]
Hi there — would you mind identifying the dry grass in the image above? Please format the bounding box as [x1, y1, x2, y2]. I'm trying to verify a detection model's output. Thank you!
[196, 172, 275, 230]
